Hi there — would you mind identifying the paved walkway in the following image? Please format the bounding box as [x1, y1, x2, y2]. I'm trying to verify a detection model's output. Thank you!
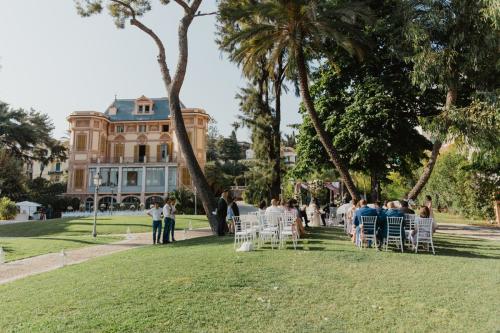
[437, 223, 500, 241]
[0, 228, 213, 285]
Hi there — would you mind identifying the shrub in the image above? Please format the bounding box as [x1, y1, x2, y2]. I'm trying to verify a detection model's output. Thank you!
[0, 197, 18, 220]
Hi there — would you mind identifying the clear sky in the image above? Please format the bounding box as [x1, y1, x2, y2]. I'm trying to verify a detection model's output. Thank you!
[0, 0, 301, 141]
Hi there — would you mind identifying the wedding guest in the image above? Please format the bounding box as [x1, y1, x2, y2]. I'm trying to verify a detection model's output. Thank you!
[409, 205, 438, 247]
[308, 199, 322, 227]
[353, 199, 377, 246]
[299, 204, 310, 227]
[170, 198, 177, 242]
[265, 198, 283, 214]
[346, 199, 358, 238]
[258, 200, 267, 215]
[384, 201, 405, 246]
[286, 199, 305, 237]
[425, 195, 435, 219]
[162, 199, 174, 244]
[399, 200, 415, 215]
[216, 190, 229, 236]
[147, 202, 163, 244]
[227, 196, 235, 234]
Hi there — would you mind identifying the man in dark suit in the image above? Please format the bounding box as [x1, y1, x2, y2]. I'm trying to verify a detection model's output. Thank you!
[216, 189, 229, 236]
[353, 199, 378, 246]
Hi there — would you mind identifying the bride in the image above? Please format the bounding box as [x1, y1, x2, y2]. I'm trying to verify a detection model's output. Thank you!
[308, 199, 322, 227]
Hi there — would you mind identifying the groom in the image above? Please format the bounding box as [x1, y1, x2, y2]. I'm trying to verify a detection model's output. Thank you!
[216, 189, 229, 236]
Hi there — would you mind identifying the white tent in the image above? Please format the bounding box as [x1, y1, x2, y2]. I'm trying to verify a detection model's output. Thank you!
[15, 201, 42, 218]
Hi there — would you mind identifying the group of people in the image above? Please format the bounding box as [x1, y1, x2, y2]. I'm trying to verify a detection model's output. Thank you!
[215, 189, 308, 238]
[345, 195, 437, 250]
[146, 198, 177, 244]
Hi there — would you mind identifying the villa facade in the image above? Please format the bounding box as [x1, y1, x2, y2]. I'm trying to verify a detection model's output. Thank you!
[66, 96, 209, 209]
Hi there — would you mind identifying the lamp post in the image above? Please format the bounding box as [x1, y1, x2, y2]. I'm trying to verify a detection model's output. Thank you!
[110, 184, 115, 216]
[92, 172, 102, 238]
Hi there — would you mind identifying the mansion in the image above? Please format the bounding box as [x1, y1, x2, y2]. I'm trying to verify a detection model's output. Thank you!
[66, 96, 209, 209]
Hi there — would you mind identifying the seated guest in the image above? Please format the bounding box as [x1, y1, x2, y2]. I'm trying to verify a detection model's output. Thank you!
[353, 199, 377, 246]
[258, 200, 267, 215]
[374, 201, 384, 214]
[286, 199, 305, 237]
[265, 198, 283, 214]
[399, 200, 415, 215]
[410, 206, 437, 247]
[385, 201, 405, 245]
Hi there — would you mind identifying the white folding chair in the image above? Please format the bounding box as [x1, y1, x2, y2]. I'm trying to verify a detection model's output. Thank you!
[404, 214, 416, 245]
[280, 212, 298, 250]
[233, 216, 252, 249]
[385, 217, 404, 252]
[327, 207, 338, 226]
[414, 217, 435, 255]
[360, 216, 377, 249]
[258, 213, 280, 249]
[240, 214, 258, 242]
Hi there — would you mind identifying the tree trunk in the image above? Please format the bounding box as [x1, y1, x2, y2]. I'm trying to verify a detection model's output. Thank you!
[270, 58, 284, 200]
[295, 47, 359, 201]
[407, 86, 457, 200]
[370, 171, 379, 202]
[143, 0, 218, 233]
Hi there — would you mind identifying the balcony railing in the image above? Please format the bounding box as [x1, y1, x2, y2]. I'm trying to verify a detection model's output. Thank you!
[90, 155, 177, 164]
[48, 170, 63, 175]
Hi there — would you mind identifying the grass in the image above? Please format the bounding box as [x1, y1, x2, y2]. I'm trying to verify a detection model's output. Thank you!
[435, 212, 494, 226]
[0, 215, 209, 262]
[0, 227, 498, 332]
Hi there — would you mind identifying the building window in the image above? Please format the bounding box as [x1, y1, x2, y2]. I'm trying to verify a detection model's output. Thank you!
[122, 168, 142, 187]
[55, 162, 61, 172]
[76, 134, 87, 151]
[100, 167, 119, 187]
[114, 143, 124, 162]
[168, 166, 177, 191]
[138, 124, 147, 133]
[146, 167, 165, 186]
[138, 105, 144, 114]
[181, 167, 191, 186]
[162, 124, 169, 132]
[116, 125, 124, 133]
[74, 169, 84, 188]
[144, 105, 150, 113]
[100, 136, 106, 154]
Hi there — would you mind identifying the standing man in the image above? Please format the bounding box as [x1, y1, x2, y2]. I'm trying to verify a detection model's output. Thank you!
[170, 198, 177, 242]
[216, 189, 229, 236]
[162, 198, 174, 244]
[147, 202, 163, 244]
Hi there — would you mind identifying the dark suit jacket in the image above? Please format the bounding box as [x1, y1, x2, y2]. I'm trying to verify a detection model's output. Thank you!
[354, 206, 378, 226]
[217, 197, 228, 222]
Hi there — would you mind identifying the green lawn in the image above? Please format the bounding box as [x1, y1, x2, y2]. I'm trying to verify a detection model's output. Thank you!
[0, 228, 498, 332]
[0, 215, 209, 262]
[435, 212, 493, 226]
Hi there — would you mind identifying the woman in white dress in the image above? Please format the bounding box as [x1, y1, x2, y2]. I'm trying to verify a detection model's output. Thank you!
[308, 199, 322, 227]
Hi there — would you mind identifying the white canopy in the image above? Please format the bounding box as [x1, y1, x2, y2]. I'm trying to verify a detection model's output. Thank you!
[15, 201, 42, 217]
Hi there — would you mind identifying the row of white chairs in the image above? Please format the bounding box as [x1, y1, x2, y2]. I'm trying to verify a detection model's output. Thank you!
[233, 212, 299, 250]
[355, 215, 435, 254]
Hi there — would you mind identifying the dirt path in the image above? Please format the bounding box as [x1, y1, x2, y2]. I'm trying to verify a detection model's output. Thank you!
[436, 223, 500, 241]
[0, 228, 213, 285]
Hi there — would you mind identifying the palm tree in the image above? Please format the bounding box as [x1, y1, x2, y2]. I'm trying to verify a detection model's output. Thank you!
[218, 0, 371, 200]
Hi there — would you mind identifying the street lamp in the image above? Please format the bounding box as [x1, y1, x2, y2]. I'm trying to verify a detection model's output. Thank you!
[110, 184, 115, 216]
[92, 172, 102, 238]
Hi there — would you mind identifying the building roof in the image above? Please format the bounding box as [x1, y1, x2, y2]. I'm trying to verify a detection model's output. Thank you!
[104, 98, 170, 121]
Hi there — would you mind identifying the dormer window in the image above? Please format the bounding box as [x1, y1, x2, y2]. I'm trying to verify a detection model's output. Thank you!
[135, 95, 154, 115]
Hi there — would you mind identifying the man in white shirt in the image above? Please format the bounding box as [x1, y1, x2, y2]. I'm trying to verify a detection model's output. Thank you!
[147, 202, 163, 244]
[162, 198, 174, 244]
